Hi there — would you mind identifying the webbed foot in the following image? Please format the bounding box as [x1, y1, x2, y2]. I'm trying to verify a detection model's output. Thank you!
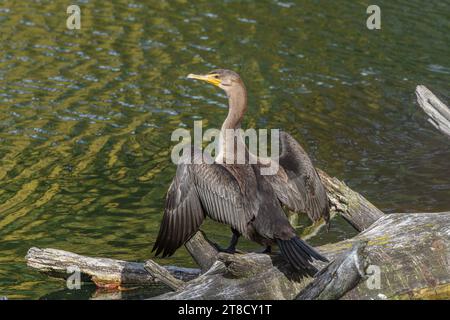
[260, 245, 272, 254]
[212, 243, 236, 254]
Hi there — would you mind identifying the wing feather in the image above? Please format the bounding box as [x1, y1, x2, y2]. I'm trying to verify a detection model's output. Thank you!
[152, 163, 205, 258]
[266, 131, 329, 223]
[191, 163, 257, 236]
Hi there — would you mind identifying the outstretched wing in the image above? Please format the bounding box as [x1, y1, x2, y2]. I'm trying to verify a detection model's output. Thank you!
[153, 151, 258, 258]
[267, 131, 329, 223]
[152, 162, 206, 258]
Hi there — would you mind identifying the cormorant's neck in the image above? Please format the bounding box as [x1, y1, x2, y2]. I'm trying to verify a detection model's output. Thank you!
[221, 84, 247, 131]
[216, 84, 248, 163]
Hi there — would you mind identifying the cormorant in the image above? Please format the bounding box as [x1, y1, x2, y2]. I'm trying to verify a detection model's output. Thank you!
[152, 69, 329, 276]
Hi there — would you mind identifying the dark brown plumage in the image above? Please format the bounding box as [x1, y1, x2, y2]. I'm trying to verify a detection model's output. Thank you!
[152, 69, 329, 276]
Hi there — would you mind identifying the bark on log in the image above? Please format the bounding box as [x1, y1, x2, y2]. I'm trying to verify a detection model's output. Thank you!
[25, 213, 450, 300]
[151, 252, 313, 300]
[296, 241, 368, 300]
[27, 212, 450, 300]
[332, 212, 450, 300]
[416, 85, 450, 138]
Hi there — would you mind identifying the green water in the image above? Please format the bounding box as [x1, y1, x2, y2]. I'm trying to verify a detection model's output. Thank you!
[0, 0, 449, 299]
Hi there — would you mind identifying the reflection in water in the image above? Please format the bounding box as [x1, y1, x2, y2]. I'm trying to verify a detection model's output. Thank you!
[0, 1, 449, 299]
[39, 283, 168, 300]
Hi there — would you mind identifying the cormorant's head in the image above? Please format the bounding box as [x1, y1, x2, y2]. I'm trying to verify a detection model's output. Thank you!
[187, 69, 244, 94]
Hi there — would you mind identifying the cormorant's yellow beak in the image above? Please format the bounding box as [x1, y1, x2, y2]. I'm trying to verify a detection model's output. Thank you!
[187, 73, 221, 87]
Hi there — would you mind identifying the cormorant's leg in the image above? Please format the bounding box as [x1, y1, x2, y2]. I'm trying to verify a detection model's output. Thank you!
[261, 245, 272, 254]
[225, 228, 240, 253]
[214, 228, 240, 254]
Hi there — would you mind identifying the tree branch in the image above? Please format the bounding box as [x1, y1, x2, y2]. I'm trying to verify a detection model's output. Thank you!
[416, 85, 450, 138]
[184, 231, 219, 272]
[144, 260, 186, 291]
[318, 169, 384, 231]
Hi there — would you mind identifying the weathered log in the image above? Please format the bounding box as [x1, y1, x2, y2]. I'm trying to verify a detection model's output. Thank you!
[416, 85, 450, 138]
[154, 212, 450, 300]
[151, 252, 312, 300]
[334, 212, 450, 299]
[25, 247, 200, 288]
[317, 169, 384, 231]
[296, 241, 368, 300]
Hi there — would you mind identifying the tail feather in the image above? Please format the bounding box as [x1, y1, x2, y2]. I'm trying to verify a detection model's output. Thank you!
[279, 240, 304, 271]
[292, 237, 328, 262]
[277, 236, 328, 277]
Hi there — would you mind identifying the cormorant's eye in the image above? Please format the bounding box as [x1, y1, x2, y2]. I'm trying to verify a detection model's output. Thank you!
[214, 75, 220, 79]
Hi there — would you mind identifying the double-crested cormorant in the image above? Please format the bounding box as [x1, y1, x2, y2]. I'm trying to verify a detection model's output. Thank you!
[152, 69, 329, 276]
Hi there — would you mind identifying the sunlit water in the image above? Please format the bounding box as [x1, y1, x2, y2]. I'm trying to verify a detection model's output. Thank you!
[0, 0, 449, 299]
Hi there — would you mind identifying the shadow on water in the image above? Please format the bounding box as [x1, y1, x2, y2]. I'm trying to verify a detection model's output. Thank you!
[39, 261, 172, 300]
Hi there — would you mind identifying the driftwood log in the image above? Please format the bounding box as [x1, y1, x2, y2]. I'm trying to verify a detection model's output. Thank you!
[296, 241, 369, 300]
[151, 211, 449, 300]
[25, 247, 200, 289]
[416, 85, 450, 138]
